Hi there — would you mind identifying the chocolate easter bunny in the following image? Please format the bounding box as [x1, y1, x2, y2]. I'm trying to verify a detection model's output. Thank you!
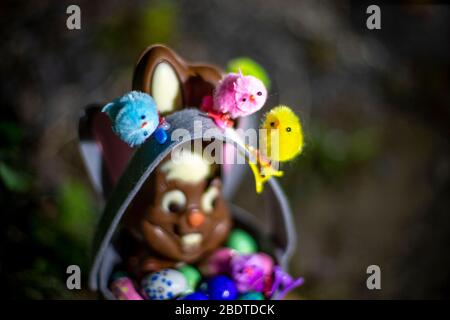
[114, 45, 232, 277]
[120, 150, 232, 278]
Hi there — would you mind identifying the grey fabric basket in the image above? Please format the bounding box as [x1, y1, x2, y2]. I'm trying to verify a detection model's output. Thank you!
[80, 108, 297, 299]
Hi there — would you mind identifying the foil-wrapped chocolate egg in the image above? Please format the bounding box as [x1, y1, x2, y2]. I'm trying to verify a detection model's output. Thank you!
[226, 229, 258, 254]
[231, 252, 274, 293]
[177, 264, 201, 293]
[181, 292, 209, 300]
[207, 275, 238, 300]
[204, 247, 235, 276]
[141, 268, 187, 300]
[110, 275, 143, 300]
[239, 291, 265, 300]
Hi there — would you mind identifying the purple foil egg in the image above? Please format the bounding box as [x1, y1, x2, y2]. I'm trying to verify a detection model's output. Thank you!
[230, 253, 274, 293]
[205, 247, 235, 276]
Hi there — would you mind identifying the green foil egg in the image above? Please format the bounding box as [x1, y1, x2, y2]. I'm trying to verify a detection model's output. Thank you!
[226, 229, 258, 254]
[239, 292, 265, 300]
[178, 264, 201, 293]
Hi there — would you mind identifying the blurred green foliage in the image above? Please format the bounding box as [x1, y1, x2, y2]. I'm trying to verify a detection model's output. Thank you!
[96, 1, 178, 59]
[1, 118, 96, 299]
[138, 2, 177, 46]
[0, 121, 24, 146]
[296, 123, 380, 181]
[0, 122, 32, 193]
[56, 180, 95, 245]
[0, 162, 31, 193]
[9, 258, 73, 299]
[7, 177, 97, 299]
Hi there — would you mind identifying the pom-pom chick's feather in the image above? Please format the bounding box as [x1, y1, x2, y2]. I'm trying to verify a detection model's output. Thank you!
[213, 72, 267, 119]
[102, 91, 160, 147]
[260, 105, 304, 162]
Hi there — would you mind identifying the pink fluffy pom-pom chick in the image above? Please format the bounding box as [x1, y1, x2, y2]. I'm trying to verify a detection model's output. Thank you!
[202, 72, 267, 128]
[214, 72, 268, 118]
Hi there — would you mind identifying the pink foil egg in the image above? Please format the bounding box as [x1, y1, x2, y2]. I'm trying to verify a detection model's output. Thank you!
[110, 276, 143, 300]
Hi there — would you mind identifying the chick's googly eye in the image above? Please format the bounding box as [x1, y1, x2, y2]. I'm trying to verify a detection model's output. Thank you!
[201, 186, 219, 213]
[286, 127, 292, 132]
[257, 91, 262, 96]
[141, 115, 146, 120]
[242, 98, 247, 102]
[161, 190, 186, 213]
[143, 131, 148, 136]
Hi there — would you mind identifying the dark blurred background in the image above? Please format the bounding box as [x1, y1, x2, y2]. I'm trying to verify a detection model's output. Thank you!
[1, 0, 449, 299]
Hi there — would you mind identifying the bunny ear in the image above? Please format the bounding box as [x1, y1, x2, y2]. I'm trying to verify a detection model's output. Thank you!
[133, 45, 184, 115]
[133, 44, 222, 115]
[151, 62, 183, 114]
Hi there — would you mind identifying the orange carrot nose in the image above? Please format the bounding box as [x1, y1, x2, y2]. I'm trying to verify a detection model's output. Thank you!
[188, 210, 205, 228]
[141, 121, 148, 128]
[249, 95, 255, 102]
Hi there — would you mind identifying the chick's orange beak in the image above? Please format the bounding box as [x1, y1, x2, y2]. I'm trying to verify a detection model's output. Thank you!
[249, 95, 255, 102]
[141, 121, 148, 128]
[268, 119, 280, 129]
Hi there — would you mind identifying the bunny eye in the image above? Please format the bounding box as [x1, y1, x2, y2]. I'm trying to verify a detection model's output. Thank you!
[201, 186, 219, 213]
[141, 115, 146, 120]
[286, 127, 292, 132]
[162, 190, 186, 214]
[257, 91, 262, 96]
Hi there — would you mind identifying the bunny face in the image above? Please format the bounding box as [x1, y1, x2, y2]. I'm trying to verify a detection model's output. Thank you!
[124, 150, 232, 267]
[141, 174, 231, 264]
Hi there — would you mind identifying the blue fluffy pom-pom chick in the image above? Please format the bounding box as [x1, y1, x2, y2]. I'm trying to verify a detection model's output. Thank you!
[102, 91, 166, 147]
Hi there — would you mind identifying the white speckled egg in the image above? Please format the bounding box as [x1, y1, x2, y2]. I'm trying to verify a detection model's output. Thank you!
[141, 268, 187, 300]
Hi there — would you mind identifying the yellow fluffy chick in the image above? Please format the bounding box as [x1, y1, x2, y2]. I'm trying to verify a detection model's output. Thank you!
[249, 105, 303, 193]
[260, 105, 304, 162]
